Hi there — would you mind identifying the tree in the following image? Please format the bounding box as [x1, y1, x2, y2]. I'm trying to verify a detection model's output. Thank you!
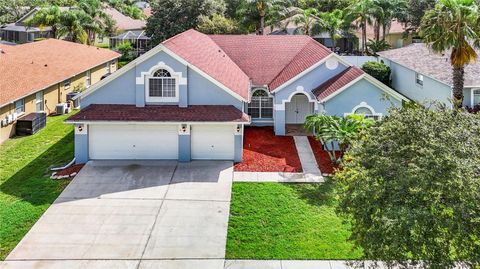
[290, 7, 323, 36]
[57, 9, 89, 43]
[372, 0, 407, 40]
[346, 0, 376, 53]
[399, 0, 435, 34]
[146, 0, 226, 45]
[335, 103, 480, 268]
[0, 0, 39, 24]
[236, 0, 290, 35]
[197, 14, 244, 34]
[366, 39, 390, 56]
[319, 9, 347, 47]
[304, 114, 374, 164]
[420, 0, 480, 108]
[77, 0, 109, 44]
[362, 61, 391, 85]
[26, 5, 62, 38]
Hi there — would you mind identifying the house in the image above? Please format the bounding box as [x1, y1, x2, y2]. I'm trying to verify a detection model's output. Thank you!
[264, 14, 355, 53]
[0, 7, 70, 43]
[378, 43, 480, 109]
[356, 20, 413, 50]
[109, 30, 150, 56]
[66, 29, 408, 164]
[0, 39, 120, 143]
[103, 8, 146, 32]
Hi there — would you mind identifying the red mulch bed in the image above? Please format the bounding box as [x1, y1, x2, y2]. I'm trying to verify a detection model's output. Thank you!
[307, 136, 340, 174]
[55, 164, 85, 178]
[234, 127, 302, 172]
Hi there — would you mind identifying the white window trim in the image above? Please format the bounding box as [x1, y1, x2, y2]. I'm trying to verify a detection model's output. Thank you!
[344, 102, 383, 120]
[415, 73, 424, 86]
[15, 99, 25, 115]
[471, 88, 480, 107]
[35, 91, 44, 112]
[144, 63, 181, 103]
[248, 88, 273, 119]
[86, 70, 91, 88]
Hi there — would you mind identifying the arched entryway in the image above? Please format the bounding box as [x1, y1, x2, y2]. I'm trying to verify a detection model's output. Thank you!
[285, 93, 313, 124]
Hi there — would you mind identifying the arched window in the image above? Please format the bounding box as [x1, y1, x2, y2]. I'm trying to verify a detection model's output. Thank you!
[248, 89, 273, 119]
[345, 102, 383, 120]
[148, 68, 176, 98]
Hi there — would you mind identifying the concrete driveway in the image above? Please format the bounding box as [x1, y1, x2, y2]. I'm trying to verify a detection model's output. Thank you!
[2, 161, 232, 269]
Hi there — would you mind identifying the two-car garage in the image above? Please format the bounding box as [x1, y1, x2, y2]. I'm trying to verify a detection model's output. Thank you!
[88, 124, 237, 161]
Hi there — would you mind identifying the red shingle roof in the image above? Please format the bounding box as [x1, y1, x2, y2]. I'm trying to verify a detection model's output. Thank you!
[209, 34, 332, 90]
[0, 39, 120, 107]
[66, 104, 250, 123]
[162, 29, 251, 100]
[313, 66, 364, 100]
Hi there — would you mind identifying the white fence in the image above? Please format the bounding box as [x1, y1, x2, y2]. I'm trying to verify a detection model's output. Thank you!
[340, 56, 379, 67]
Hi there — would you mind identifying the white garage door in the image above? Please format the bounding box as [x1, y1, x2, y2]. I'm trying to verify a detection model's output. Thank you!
[89, 124, 178, 160]
[191, 125, 235, 160]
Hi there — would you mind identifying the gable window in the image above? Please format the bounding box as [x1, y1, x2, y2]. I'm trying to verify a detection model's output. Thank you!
[86, 70, 91, 87]
[248, 89, 273, 119]
[415, 73, 424, 86]
[146, 68, 178, 102]
[15, 99, 24, 115]
[345, 102, 382, 121]
[473, 89, 480, 106]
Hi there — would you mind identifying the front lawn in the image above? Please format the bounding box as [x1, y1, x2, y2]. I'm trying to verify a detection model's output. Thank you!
[226, 181, 363, 260]
[0, 113, 74, 260]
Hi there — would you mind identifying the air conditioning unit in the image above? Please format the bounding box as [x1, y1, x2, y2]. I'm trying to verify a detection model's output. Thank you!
[12, 112, 17, 121]
[0, 118, 7, 127]
[56, 103, 68, 115]
[7, 114, 13, 124]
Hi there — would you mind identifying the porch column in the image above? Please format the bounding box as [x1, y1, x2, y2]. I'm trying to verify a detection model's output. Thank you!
[74, 124, 89, 164]
[178, 124, 191, 162]
[274, 104, 286, 136]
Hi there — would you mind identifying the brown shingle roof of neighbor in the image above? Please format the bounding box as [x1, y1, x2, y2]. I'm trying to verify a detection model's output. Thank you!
[0, 39, 121, 107]
[66, 104, 251, 123]
[313, 66, 364, 100]
[104, 8, 146, 30]
[378, 43, 480, 87]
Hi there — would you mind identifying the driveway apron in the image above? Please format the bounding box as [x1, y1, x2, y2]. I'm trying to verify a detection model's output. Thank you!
[2, 160, 232, 269]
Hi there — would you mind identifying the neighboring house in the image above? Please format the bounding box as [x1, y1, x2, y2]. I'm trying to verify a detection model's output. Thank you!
[0, 39, 120, 144]
[378, 43, 480, 108]
[109, 30, 150, 55]
[356, 20, 413, 50]
[66, 29, 407, 164]
[103, 8, 146, 32]
[264, 14, 355, 53]
[134, 1, 152, 17]
[0, 7, 69, 43]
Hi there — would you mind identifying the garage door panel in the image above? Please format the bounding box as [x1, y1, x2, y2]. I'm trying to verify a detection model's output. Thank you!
[89, 125, 178, 160]
[191, 125, 234, 160]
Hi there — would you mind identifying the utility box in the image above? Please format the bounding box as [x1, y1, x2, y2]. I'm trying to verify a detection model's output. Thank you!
[16, 112, 47, 136]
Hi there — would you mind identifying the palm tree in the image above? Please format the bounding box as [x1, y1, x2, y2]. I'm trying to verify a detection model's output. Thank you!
[346, 0, 377, 53]
[78, 0, 109, 45]
[57, 10, 90, 44]
[373, 0, 408, 40]
[237, 0, 290, 35]
[420, 0, 480, 108]
[290, 8, 323, 36]
[320, 9, 347, 48]
[26, 5, 62, 38]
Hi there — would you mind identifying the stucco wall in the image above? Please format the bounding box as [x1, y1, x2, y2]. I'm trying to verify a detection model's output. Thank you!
[382, 59, 452, 106]
[323, 78, 402, 116]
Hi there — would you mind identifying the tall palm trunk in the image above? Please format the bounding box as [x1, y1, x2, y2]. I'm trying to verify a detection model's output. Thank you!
[362, 18, 367, 53]
[374, 20, 380, 41]
[258, 10, 265, 35]
[452, 66, 465, 108]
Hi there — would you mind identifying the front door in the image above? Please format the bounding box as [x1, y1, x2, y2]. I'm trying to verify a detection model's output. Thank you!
[286, 94, 312, 124]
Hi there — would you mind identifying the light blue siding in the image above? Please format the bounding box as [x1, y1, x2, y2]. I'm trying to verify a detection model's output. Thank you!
[187, 67, 243, 110]
[381, 59, 452, 106]
[323, 79, 402, 116]
[75, 132, 89, 164]
[178, 134, 191, 162]
[274, 109, 286, 135]
[463, 88, 473, 108]
[81, 67, 137, 108]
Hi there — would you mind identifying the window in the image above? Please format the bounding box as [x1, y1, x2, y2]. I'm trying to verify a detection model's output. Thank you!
[148, 69, 176, 98]
[86, 70, 91, 87]
[15, 99, 24, 114]
[36, 91, 44, 112]
[415, 73, 424, 86]
[106, 62, 110, 74]
[345, 102, 383, 121]
[248, 89, 273, 119]
[473, 89, 480, 106]
[64, 79, 71, 90]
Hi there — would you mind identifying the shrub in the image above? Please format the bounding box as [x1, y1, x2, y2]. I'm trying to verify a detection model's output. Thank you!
[335, 103, 480, 268]
[362, 61, 391, 86]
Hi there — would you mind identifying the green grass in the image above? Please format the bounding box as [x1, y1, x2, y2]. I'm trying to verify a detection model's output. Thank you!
[226, 181, 363, 260]
[0, 113, 75, 260]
